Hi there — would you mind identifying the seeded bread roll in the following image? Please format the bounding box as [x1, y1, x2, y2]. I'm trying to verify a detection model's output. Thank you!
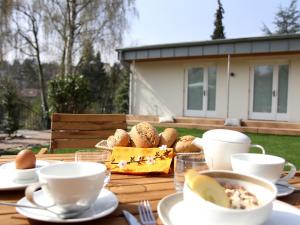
[159, 128, 178, 147]
[174, 135, 202, 153]
[130, 122, 160, 148]
[114, 129, 130, 147]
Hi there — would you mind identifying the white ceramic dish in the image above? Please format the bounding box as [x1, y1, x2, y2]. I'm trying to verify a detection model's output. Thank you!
[276, 182, 294, 197]
[231, 153, 296, 183]
[0, 160, 60, 191]
[16, 188, 118, 223]
[158, 193, 300, 225]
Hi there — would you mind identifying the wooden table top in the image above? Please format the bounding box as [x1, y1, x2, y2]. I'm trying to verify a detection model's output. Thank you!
[0, 153, 300, 225]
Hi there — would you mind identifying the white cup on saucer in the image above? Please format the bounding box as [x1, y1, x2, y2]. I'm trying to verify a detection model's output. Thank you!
[25, 162, 106, 214]
[231, 153, 296, 183]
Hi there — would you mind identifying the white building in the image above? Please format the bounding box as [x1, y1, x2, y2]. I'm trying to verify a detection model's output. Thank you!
[117, 34, 300, 122]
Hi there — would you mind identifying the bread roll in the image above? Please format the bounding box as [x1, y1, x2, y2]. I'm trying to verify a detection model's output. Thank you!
[130, 122, 160, 148]
[174, 135, 202, 153]
[107, 129, 130, 148]
[107, 135, 117, 148]
[159, 128, 178, 147]
[114, 129, 130, 147]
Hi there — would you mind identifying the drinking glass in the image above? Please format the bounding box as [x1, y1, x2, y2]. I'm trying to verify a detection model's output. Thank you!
[174, 153, 209, 192]
[75, 150, 111, 186]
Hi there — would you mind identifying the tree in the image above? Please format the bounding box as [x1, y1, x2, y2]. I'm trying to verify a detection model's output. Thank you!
[0, 0, 14, 61]
[114, 64, 129, 113]
[262, 0, 300, 35]
[0, 77, 21, 136]
[211, 0, 225, 39]
[48, 74, 91, 113]
[77, 40, 107, 112]
[42, 0, 137, 76]
[11, 1, 50, 128]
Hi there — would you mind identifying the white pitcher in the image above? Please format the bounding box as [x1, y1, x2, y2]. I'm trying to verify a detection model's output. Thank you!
[192, 129, 265, 170]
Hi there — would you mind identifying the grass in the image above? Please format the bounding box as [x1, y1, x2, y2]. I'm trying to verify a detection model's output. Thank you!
[7, 127, 300, 168]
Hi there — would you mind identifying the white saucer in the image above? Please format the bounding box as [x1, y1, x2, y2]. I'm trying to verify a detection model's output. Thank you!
[157, 193, 300, 225]
[276, 182, 294, 197]
[16, 189, 118, 223]
[0, 160, 60, 191]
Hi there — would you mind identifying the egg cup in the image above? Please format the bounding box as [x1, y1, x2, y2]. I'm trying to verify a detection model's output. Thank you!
[13, 160, 50, 183]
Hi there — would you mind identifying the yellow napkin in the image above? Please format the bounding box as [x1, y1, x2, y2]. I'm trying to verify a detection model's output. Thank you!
[109, 147, 173, 174]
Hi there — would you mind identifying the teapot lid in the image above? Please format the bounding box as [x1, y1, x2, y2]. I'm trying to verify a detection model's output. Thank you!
[203, 129, 251, 144]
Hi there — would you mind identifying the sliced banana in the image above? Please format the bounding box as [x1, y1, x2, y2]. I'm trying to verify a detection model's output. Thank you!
[185, 170, 230, 208]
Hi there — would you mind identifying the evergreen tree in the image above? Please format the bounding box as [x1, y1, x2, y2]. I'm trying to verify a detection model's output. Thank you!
[114, 64, 129, 114]
[211, 0, 226, 39]
[262, 0, 300, 35]
[77, 40, 108, 112]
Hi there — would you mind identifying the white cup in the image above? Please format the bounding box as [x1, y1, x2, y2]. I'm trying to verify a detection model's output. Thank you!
[192, 129, 265, 170]
[25, 162, 106, 213]
[231, 153, 296, 183]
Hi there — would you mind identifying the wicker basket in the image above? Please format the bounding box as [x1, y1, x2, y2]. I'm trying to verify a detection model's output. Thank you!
[95, 140, 113, 151]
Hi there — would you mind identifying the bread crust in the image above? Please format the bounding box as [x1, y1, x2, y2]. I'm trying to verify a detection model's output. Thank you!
[130, 122, 160, 148]
[159, 128, 178, 147]
[174, 135, 202, 153]
[114, 129, 130, 147]
[107, 135, 117, 148]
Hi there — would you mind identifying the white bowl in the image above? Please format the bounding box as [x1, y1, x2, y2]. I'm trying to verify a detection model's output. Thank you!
[183, 170, 277, 225]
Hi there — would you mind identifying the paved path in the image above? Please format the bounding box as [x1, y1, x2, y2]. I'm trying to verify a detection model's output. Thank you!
[0, 130, 50, 150]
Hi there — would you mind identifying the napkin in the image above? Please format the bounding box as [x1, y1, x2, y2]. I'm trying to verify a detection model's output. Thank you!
[109, 146, 173, 174]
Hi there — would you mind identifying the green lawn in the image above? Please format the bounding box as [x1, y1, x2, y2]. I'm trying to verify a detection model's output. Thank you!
[10, 127, 300, 169]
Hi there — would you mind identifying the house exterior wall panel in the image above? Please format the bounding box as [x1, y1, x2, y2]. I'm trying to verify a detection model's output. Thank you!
[132, 61, 184, 116]
[189, 46, 203, 56]
[252, 41, 269, 53]
[288, 56, 300, 122]
[270, 40, 289, 52]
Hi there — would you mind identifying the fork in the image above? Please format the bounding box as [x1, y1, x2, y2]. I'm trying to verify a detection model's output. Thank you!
[138, 200, 156, 225]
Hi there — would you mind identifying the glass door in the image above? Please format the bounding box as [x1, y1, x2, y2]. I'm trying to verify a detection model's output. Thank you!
[250, 64, 289, 120]
[184, 66, 216, 117]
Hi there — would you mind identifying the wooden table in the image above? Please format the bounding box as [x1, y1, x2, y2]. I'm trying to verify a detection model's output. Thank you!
[0, 153, 300, 225]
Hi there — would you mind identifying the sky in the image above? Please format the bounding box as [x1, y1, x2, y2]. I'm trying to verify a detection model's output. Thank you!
[122, 0, 300, 48]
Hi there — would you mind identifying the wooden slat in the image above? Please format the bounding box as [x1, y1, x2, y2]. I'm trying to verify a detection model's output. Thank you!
[52, 113, 126, 122]
[51, 130, 114, 139]
[52, 121, 127, 131]
[51, 139, 102, 149]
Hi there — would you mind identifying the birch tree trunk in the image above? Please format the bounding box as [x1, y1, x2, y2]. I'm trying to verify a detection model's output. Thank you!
[65, 0, 76, 76]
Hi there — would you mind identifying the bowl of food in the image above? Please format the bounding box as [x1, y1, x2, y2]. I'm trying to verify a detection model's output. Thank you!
[183, 170, 277, 225]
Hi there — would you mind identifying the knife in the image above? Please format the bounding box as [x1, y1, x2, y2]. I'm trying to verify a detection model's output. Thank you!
[122, 210, 142, 225]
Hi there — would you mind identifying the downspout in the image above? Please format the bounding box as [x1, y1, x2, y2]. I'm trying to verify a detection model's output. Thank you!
[129, 60, 135, 115]
[226, 54, 231, 119]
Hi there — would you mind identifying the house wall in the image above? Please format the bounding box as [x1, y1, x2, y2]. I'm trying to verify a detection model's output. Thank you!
[130, 54, 300, 122]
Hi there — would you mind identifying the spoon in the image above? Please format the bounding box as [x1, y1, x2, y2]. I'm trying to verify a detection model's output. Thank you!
[0, 201, 85, 219]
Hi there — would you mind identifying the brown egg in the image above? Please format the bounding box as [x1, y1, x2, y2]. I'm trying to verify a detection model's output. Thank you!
[15, 149, 36, 169]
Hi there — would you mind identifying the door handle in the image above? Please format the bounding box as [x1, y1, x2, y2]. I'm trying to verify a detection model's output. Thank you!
[272, 90, 276, 97]
[203, 90, 206, 96]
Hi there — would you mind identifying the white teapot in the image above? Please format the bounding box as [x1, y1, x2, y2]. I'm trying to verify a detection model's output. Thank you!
[192, 129, 265, 170]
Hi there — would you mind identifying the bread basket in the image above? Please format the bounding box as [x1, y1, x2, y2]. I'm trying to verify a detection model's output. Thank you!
[95, 140, 113, 151]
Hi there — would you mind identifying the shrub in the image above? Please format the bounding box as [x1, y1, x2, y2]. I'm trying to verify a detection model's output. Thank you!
[48, 75, 91, 113]
[0, 77, 22, 136]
